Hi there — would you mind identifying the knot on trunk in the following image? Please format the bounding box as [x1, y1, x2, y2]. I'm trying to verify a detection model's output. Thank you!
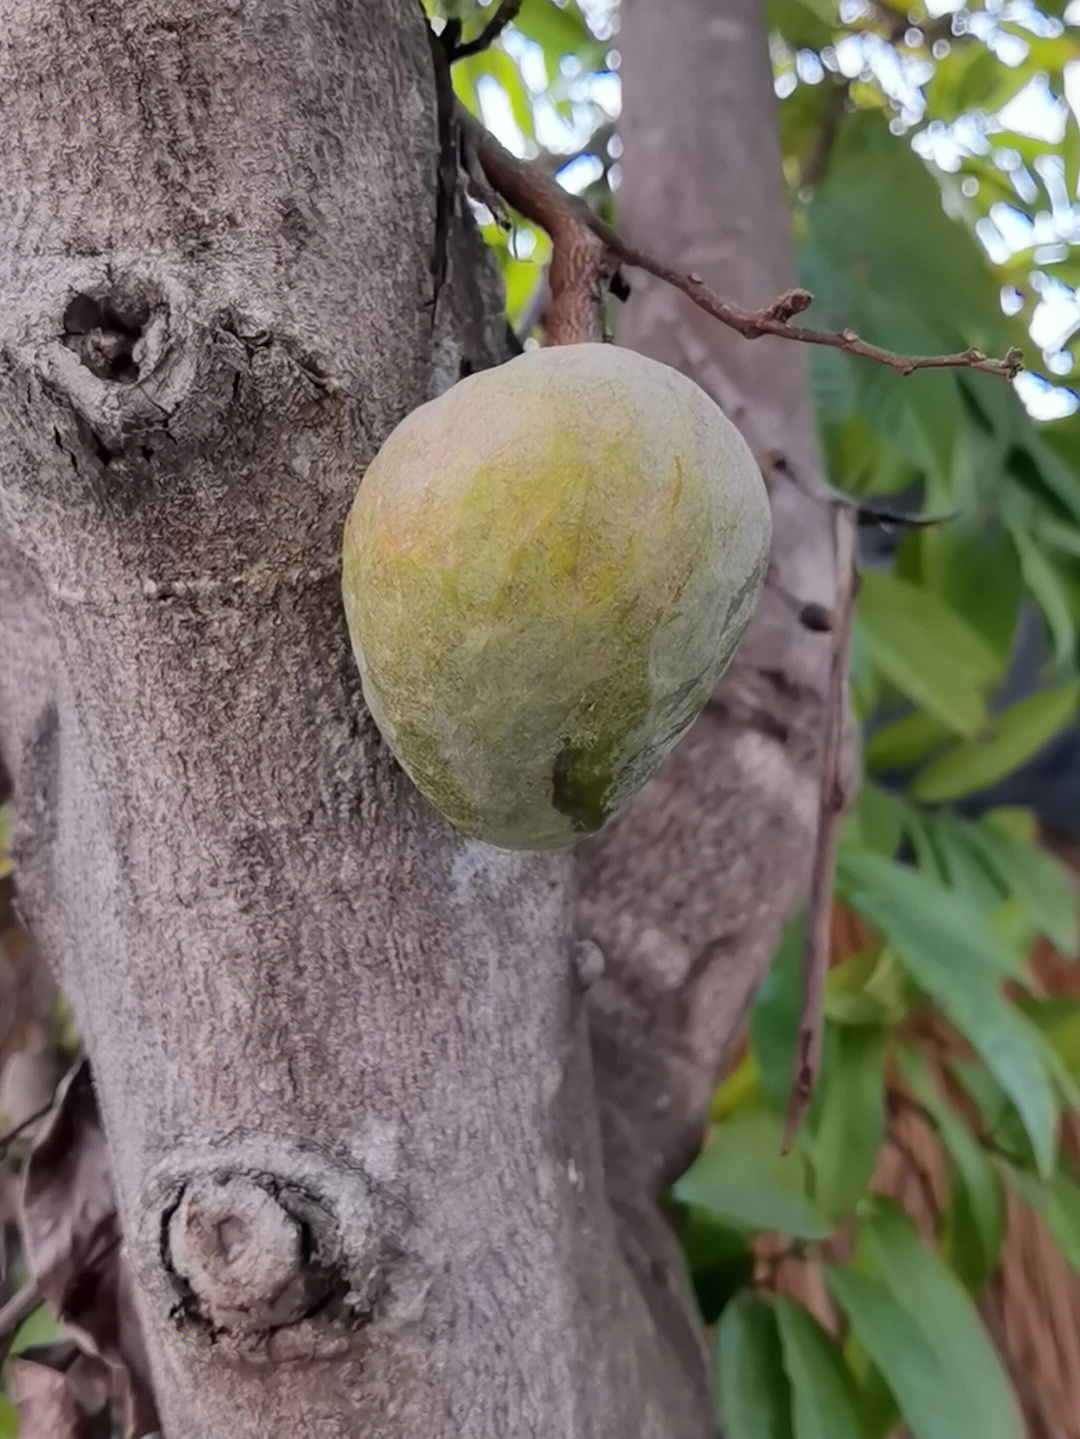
[168, 1176, 329, 1333]
[135, 1141, 419, 1361]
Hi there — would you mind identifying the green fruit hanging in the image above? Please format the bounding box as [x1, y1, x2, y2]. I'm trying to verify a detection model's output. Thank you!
[342, 343, 770, 850]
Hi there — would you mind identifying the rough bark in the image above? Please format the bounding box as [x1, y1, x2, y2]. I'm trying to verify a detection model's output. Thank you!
[0, 1, 832, 1435]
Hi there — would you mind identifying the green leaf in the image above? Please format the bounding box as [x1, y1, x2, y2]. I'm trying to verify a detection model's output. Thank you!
[827, 1205, 1023, 1439]
[465, 47, 537, 140]
[836, 852, 1060, 1174]
[750, 917, 804, 1114]
[771, 1295, 865, 1439]
[844, 781, 906, 858]
[1025, 996, 1080, 1079]
[0, 1394, 16, 1439]
[948, 1056, 1033, 1163]
[855, 570, 998, 738]
[1011, 527, 1078, 664]
[716, 1293, 794, 1439]
[916, 522, 1023, 664]
[824, 945, 909, 1028]
[10, 1302, 68, 1354]
[767, 0, 837, 49]
[899, 1048, 1006, 1291]
[674, 1108, 833, 1241]
[951, 819, 1079, 957]
[911, 681, 1080, 803]
[864, 712, 952, 773]
[710, 1050, 762, 1123]
[681, 1210, 754, 1325]
[803, 1023, 886, 1220]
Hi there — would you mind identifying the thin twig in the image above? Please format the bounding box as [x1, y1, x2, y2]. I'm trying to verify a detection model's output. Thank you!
[783, 503, 858, 1150]
[466, 110, 1023, 381]
[449, 0, 522, 61]
[0, 1099, 56, 1158]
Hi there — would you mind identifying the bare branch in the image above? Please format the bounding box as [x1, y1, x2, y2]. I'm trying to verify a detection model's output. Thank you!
[783, 504, 858, 1150]
[461, 110, 607, 345]
[465, 110, 1024, 381]
[449, 0, 523, 61]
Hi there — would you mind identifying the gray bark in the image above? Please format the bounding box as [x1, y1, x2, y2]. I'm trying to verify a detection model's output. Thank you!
[0, 0, 831, 1435]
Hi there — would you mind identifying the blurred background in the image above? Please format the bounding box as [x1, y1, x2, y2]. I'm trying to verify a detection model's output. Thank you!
[2, 1, 1079, 1434]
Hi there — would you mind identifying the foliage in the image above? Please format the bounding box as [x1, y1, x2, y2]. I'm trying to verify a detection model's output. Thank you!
[434, 0, 1080, 1433]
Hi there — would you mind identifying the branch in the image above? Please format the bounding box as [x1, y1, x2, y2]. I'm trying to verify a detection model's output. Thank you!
[464, 110, 1023, 381]
[783, 504, 858, 1149]
[448, 0, 522, 61]
[460, 109, 608, 345]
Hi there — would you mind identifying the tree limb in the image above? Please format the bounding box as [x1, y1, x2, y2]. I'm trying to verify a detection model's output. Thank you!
[783, 503, 858, 1148]
[447, 1, 522, 61]
[462, 109, 1023, 381]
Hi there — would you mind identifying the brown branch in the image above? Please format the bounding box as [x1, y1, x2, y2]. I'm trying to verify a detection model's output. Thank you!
[461, 109, 606, 345]
[783, 504, 859, 1151]
[449, 0, 522, 61]
[464, 109, 1023, 381]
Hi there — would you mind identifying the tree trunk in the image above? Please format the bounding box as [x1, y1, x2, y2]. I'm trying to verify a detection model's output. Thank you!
[0, 1, 831, 1435]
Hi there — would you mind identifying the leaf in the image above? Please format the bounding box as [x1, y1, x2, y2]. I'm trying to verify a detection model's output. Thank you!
[709, 1050, 762, 1123]
[1025, 996, 1080, 1078]
[455, 48, 537, 143]
[948, 1056, 1033, 1162]
[855, 570, 998, 738]
[824, 945, 909, 1028]
[716, 1292, 794, 1439]
[836, 852, 1060, 1174]
[771, 1296, 865, 1439]
[681, 1211, 754, 1325]
[673, 1108, 832, 1241]
[899, 1048, 1006, 1291]
[952, 819, 1079, 956]
[9, 1358, 92, 1439]
[916, 521, 1023, 664]
[845, 781, 906, 858]
[769, 0, 838, 48]
[9, 1303, 69, 1355]
[826, 1217, 1023, 1439]
[803, 1023, 886, 1220]
[911, 681, 1080, 803]
[864, 712, 951, 773]
[0, 1394, 16, 1439]
[1011, 526, 1078, 664]
[19, 1062, 159, 1436]
[750, 917, 804, 1115]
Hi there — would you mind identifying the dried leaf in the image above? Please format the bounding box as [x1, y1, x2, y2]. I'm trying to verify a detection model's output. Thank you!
[9, 1357, 93, 1439]
[18, 1061, 158, 1436]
